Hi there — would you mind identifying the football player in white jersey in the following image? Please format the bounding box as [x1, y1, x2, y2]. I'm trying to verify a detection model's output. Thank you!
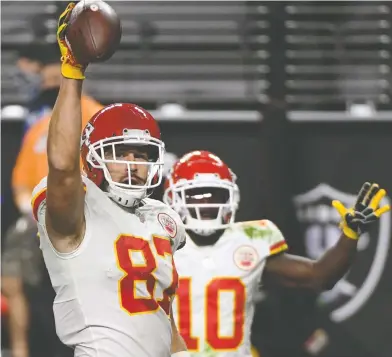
[163, 150, 390, 357]
[30, 4, 189, 357]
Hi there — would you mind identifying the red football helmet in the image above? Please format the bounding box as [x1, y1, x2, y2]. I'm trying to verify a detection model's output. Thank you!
[163, 150, 239, 235]
[81, 103, 165, 207]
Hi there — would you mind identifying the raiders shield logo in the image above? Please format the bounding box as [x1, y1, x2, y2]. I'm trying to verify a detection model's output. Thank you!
[294, 183, 391, 322]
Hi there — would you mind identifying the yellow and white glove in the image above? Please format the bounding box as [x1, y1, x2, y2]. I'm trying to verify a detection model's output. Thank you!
[57, 2, 86, 79]
[332, 182, 390, 239]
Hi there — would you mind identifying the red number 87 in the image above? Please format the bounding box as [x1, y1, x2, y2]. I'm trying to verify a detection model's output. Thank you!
[114, 234, 178, 316]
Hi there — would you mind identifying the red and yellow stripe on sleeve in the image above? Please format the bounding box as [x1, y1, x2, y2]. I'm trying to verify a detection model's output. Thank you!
[269, 240, 288, 256]
[31, 188, 47, 222]
[31, 183, 87, 222]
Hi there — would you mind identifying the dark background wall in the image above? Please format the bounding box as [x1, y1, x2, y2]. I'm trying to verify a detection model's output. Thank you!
[2, 1, 392, 357]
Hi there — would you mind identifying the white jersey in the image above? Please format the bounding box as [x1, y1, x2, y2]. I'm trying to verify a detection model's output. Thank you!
[172, 220, 288, 357]
[31, 176, 186, 357]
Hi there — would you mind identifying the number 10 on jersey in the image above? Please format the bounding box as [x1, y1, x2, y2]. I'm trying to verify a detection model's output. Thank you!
[175, 277, 246, 351]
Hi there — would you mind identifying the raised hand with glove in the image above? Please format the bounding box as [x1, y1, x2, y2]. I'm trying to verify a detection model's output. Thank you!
[333, 182, 390, 240]
[263, 182, 390, 292]
[57, 2, 87, 80]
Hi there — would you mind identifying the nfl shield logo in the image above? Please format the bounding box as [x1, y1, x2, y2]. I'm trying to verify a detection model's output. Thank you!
[293, 183, 391, 322]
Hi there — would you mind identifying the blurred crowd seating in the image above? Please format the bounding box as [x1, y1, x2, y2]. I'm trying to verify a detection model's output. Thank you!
[284, 1, 392, 116]
[1, 1, 269, 111]
[1, 1, 392, 115]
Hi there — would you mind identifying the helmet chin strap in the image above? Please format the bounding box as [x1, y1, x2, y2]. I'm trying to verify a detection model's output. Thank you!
[107, 184, 147, 208]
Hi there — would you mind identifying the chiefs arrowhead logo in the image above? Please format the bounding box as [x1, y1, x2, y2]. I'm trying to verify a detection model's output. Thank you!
[158, 213, 177, 238]
[293, 183, 391, 322]
[233, 245, 259, 271]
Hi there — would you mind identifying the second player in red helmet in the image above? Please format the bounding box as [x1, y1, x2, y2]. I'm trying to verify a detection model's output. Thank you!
[164, 150, 239, 239]
[164, 150, 390, 357]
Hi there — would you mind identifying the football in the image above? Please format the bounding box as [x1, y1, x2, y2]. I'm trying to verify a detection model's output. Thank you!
[65, 0, 122, 65]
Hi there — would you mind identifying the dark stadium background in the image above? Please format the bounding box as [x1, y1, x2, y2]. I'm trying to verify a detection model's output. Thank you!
[2, 2, 392, 357]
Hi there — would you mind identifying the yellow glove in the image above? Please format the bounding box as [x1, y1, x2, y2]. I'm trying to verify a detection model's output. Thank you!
[251, 345, 260, 357]
[57, 2, 86, 79]
[332, 182, 390, 239]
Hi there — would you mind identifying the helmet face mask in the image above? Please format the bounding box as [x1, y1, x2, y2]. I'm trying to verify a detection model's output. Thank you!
[88, 132, 164, 189]
[81, 104, 165, 207]
[163, 151, 240, 236]
[185, 186, 230, 220]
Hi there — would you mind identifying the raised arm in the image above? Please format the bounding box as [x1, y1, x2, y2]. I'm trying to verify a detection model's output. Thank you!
[264, 182, 390, 292]
[264, 236, 357, 291]
[45, 3, 88, 247]
[46, 79, 85, 236]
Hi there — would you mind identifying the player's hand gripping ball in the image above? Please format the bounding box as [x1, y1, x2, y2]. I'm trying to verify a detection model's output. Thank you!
[332, 182, 390, 239]
[57, 1, 122, 79]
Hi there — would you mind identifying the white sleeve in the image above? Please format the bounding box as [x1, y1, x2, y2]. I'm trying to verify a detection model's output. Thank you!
[264, 220, 288, 256]
[31, 175, 89, 225]
[174, 221, 186, 251]
[239, 219, 288, 256]
[169, 210, 186, 252]
[31, 176, 49, 224]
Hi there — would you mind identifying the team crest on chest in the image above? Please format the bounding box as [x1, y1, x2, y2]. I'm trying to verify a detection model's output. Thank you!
[233, 245, 259, 271]
[158, 213, 177, 238]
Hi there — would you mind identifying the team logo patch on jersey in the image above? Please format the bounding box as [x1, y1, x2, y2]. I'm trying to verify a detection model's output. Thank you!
[233, 245, 259, 271]
[158, 213, 177, 238]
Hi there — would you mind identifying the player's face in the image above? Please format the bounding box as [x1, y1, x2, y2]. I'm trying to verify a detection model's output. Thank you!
[185, 187, 229, 219]
[104, 144, 151, 185]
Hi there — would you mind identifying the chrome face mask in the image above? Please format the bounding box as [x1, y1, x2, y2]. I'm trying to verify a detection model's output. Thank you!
[164, 175, 240, 236]
[87, 130, 165, 207]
